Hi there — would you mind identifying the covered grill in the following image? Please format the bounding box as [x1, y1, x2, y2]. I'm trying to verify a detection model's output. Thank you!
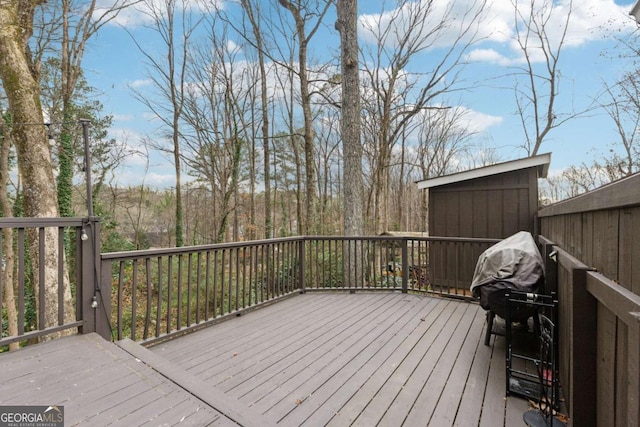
[470, 231, 544, 322]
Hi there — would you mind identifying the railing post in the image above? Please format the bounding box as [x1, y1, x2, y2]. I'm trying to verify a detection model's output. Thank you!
[80, 221, 93, 334]
[80, 218, 111, 340]
[96, 227, 112, 341]
[401, 238, 408, 293]
[539, 236, 558, 294]
[299, 237, 306, 293]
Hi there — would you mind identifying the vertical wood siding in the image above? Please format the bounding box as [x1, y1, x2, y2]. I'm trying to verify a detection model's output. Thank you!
[539, 172, 640, 427]
[429, 168, 538, 239]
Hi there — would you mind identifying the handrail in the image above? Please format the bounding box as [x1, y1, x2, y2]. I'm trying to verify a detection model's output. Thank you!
[102, 236, 303, 260]
[586, 271, 640, 325]
[0, 217, 87, 227]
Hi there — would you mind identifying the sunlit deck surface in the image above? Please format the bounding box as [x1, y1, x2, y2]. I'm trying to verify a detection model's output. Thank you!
[0, 293, 533, 426]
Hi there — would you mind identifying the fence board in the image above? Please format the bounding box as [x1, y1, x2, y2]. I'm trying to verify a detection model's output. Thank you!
[586, 271, 640, 426]
[555, 248, 597, 426]
[616, 320, 628, 427]
[629, 313, 640, 427]
[597, 303, 617, 427]
[619, 207, 640, 295]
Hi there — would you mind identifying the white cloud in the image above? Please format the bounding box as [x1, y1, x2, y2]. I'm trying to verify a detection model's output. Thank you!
[478, 0, 636, 65]
[226, 40, 242, 55]
[479, 0, 635, 47]
[95, 0, 226, 28]
[144, 171, 178, 186]
[359, 0, 636, 67]
[465, 48, 513, 66]
[112, 113, 136, 122]
[359, 0, 490, 50]
[129, 78, 152, 88]
[453, 106, 504, 133]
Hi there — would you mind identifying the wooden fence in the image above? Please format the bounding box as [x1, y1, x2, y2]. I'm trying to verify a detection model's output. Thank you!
[538, 172, 640, 427]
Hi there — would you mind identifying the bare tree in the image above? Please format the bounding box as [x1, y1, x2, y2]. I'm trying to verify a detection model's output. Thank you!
[413, 107, 476, 179]
[122, 184, 153, 249]
[542, 68, 640, 202]
[598, 74, 640, 177]
[129, 0, 202, 247]
[396, 106, 476, 231]
[49, 1, 134, 218]
[272, 54, 305, 235]
[313, 107, 341, 234]
[276, 0, 333, 234]
[360, 0, 487, 233]
[0, 0, 75, 335]
[336, 0, 363, 237]
[238, 0, 273, 239]
[181, 18, 248, 243]
[511, 0, 572, 156]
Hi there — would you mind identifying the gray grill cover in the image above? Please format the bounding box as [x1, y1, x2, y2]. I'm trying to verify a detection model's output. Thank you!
[470, 231, 544, 311]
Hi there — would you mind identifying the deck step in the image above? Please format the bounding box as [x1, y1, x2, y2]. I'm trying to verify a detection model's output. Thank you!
[117, 338, 277, 427]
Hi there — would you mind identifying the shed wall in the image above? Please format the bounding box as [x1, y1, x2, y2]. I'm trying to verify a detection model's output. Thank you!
[427, 167, 539, 292]
[428, 168, 539, 239]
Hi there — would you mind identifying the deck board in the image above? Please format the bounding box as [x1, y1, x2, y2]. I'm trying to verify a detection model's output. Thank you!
[425, 308, 485, 426]
[323, 298, 448, 426]
[233, 294, 420, 402]
[270, 295, 438, 425]
[151, 292, 533, 426]
[348, 300, 463, 426]
[0, 292, 536, 426]
[406, 305, 486, 426]
[0, 333, 229, 426]
[215, 294, 396, 391]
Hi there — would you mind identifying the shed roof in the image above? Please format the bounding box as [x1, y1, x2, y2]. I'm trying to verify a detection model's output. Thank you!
[416, 152, 551, 190]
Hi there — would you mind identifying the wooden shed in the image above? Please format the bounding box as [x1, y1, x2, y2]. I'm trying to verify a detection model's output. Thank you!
[416, 153, 551, 239]
[415, 153, 550, 293]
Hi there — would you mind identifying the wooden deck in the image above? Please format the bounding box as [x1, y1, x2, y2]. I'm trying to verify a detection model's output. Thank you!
[0, 333, 245, 426]
[0, 292, 534, 426]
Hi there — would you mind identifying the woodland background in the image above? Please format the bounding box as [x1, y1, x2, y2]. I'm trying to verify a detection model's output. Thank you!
[1, 0, 640, 254]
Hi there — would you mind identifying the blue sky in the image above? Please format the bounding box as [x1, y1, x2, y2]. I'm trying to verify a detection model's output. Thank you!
[85, 0, 639, 187]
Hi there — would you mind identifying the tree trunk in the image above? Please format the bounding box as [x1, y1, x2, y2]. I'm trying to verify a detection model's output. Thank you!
[241, 0, 272, 239]
[336, 0, 364, 237]
[277, 1, 324, 235]
[336, 0, 364, 287]
[0, 125, 18, 350]
[0, 1, 75, 335]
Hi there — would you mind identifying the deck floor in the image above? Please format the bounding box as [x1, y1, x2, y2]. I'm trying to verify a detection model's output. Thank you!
[151, 292, 532, 426]
[0, 333, 234, 426]
[0, 292, 535, 426]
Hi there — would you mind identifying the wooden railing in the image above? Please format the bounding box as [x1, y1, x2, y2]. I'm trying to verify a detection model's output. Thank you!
[0, 217, 101, 349]
[0, 222, 498, 349]
[102, 236, 498, 345]
[301, 236, 498, 297]
[101, 238, 304, 345]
